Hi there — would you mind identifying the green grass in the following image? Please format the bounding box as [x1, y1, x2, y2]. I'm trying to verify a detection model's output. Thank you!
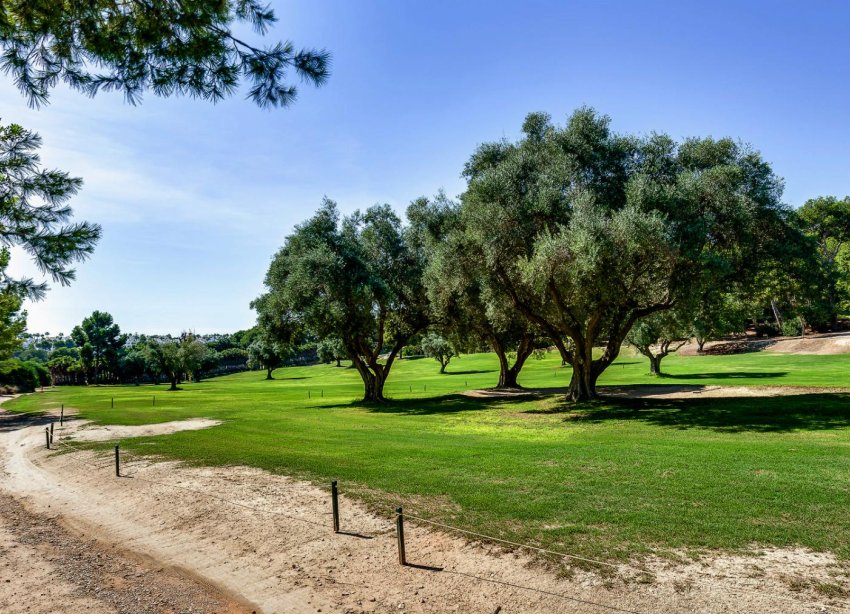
[8, 350, 850, 565]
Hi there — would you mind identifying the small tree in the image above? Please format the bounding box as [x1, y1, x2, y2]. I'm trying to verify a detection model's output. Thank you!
[317, 337, 346, 367]
[247, 335, 287, 379]
[421, 333, 458, 374]
[627, 311, 692, 376]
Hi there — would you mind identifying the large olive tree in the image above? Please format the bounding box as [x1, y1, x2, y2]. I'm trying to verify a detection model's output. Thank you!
[410, 194, 538, 389]
[253, 199, 428, 402]
[461, 108, 787, 401]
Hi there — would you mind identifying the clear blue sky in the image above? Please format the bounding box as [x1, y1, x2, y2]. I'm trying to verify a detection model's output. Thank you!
[2, 0, 849, 335]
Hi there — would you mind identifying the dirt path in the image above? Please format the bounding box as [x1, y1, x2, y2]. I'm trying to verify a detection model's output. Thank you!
[2, 405, 848, 613]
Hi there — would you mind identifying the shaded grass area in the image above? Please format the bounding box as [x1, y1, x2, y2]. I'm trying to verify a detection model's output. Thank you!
[7, 350, 850, 562]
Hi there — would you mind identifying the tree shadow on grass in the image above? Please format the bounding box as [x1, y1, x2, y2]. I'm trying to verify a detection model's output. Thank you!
[324, 392, 534, 416]
[556, 393, 850, 433]
[443, 369, 496, 376]
[660, 371, 788, 380]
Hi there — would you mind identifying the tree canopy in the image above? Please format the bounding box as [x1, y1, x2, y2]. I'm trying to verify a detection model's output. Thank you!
[0, 0, 330, 108]
[253, 199, 429, 401]
[70, 310, 126, 384]
[459, 108, 788, 401]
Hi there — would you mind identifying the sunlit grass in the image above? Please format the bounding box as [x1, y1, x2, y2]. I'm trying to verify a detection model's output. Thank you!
[9, 349, 850, 562]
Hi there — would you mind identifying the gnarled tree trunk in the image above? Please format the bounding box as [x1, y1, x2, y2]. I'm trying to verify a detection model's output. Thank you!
[491, 333, 535, 389]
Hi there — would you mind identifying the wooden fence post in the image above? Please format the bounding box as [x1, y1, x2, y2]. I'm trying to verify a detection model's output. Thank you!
[396, 507, 406, 565]
[114, 445, 120, 477]
[331, 480, 340, 533]
[45, 427, 50, 450]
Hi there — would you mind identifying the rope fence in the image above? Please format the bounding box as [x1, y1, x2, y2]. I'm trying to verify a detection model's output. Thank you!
[41, 418, 850, 613]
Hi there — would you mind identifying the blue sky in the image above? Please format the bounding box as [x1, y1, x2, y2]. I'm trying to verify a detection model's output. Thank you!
[2, 0, 849, 335]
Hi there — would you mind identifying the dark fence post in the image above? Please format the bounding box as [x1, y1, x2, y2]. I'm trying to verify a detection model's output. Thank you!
[153, 395, 156, 407]
[114, 445, 120, 477]
[111, 397, 114, 409]
[60, 404, 64, 426]
[331, 480, 340, 533]
[45, 427, 50, 450]
[50, 421, 54, 445]
[396, 507, 406, 565]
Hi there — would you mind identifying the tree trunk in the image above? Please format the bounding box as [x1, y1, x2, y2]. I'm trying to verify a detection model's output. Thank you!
[697, 337, 706, 353]
[770, 299, 783, 329]
[361, 368, 387, 402]
[567, 361, 599, 401]
[649, 354, 661, 376]
[493, 333, 535, 389]
[335, 358, 341, 367]
[265, 368, 273, 380]
[439, 360, 447, 374]
[169, 376, 178, 391]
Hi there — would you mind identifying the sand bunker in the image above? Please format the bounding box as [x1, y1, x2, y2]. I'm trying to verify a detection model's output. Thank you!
[66, 418, 222, 442]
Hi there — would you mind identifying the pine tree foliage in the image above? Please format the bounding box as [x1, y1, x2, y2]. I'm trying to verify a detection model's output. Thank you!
[0, 0, 330, 108]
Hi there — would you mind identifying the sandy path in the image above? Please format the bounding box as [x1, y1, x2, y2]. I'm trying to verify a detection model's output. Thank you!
[2, 407, 848, 613]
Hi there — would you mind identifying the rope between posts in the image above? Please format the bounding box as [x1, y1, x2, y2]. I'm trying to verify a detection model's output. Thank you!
[43, 434, 850, 613]
[396, 509, 619, 569]
[393, 509, 850, 612]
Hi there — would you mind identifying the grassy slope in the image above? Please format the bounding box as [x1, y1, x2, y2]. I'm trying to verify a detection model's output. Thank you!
[8, 350, 850, 562]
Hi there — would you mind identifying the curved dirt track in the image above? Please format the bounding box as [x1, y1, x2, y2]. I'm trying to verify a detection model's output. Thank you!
[2, 401, 849, 613]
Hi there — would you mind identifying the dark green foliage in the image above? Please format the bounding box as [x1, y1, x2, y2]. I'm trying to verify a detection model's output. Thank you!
[0, 123, 100, 300]
[412, 192, 537, 388]
[0, 358, 40, 391]
[253, 199, 429, 401]
[247, 333, 288, 379]
[70, 311, 127, 384]
[0, 0, 330, 108]
[460, 108, 788, 400]
[796, 196, 850, 327]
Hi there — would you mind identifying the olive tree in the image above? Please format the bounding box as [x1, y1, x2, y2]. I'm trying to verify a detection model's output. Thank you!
[253, 200, 428, 402]
[247, 333, 287, 379]
[420, 333, 458, 374]
[410, 194, 537, 389]
[626, 311, 691, 376]
[461, 108, 787, 401]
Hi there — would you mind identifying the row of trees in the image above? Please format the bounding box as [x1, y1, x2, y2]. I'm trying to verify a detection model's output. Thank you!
[254, 108, 832, 402]
[35, 311, 261, 389]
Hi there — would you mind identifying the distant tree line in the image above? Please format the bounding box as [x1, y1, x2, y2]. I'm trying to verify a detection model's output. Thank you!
[253, 108, 848, 401]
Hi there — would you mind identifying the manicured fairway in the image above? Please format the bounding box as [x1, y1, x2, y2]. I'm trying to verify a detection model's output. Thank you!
[9, 350, 850, 563]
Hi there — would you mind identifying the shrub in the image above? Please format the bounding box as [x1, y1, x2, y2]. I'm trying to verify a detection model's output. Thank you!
[0, 359, 40, 392]
[781, 319, 803, 337]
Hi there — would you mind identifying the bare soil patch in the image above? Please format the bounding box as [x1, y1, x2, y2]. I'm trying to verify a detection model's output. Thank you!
[66, 417, 222, 442]
[680, 331, 850, 356]
[2, 404, 849, 612]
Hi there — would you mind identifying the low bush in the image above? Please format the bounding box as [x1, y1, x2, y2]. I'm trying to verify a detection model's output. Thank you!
[0, 359, 42, 392]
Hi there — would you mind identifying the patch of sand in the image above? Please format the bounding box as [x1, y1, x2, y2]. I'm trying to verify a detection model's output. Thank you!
[66, 417, 222, 442]
[2, 403, 849, 612]
[679, 331, 850, 356]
